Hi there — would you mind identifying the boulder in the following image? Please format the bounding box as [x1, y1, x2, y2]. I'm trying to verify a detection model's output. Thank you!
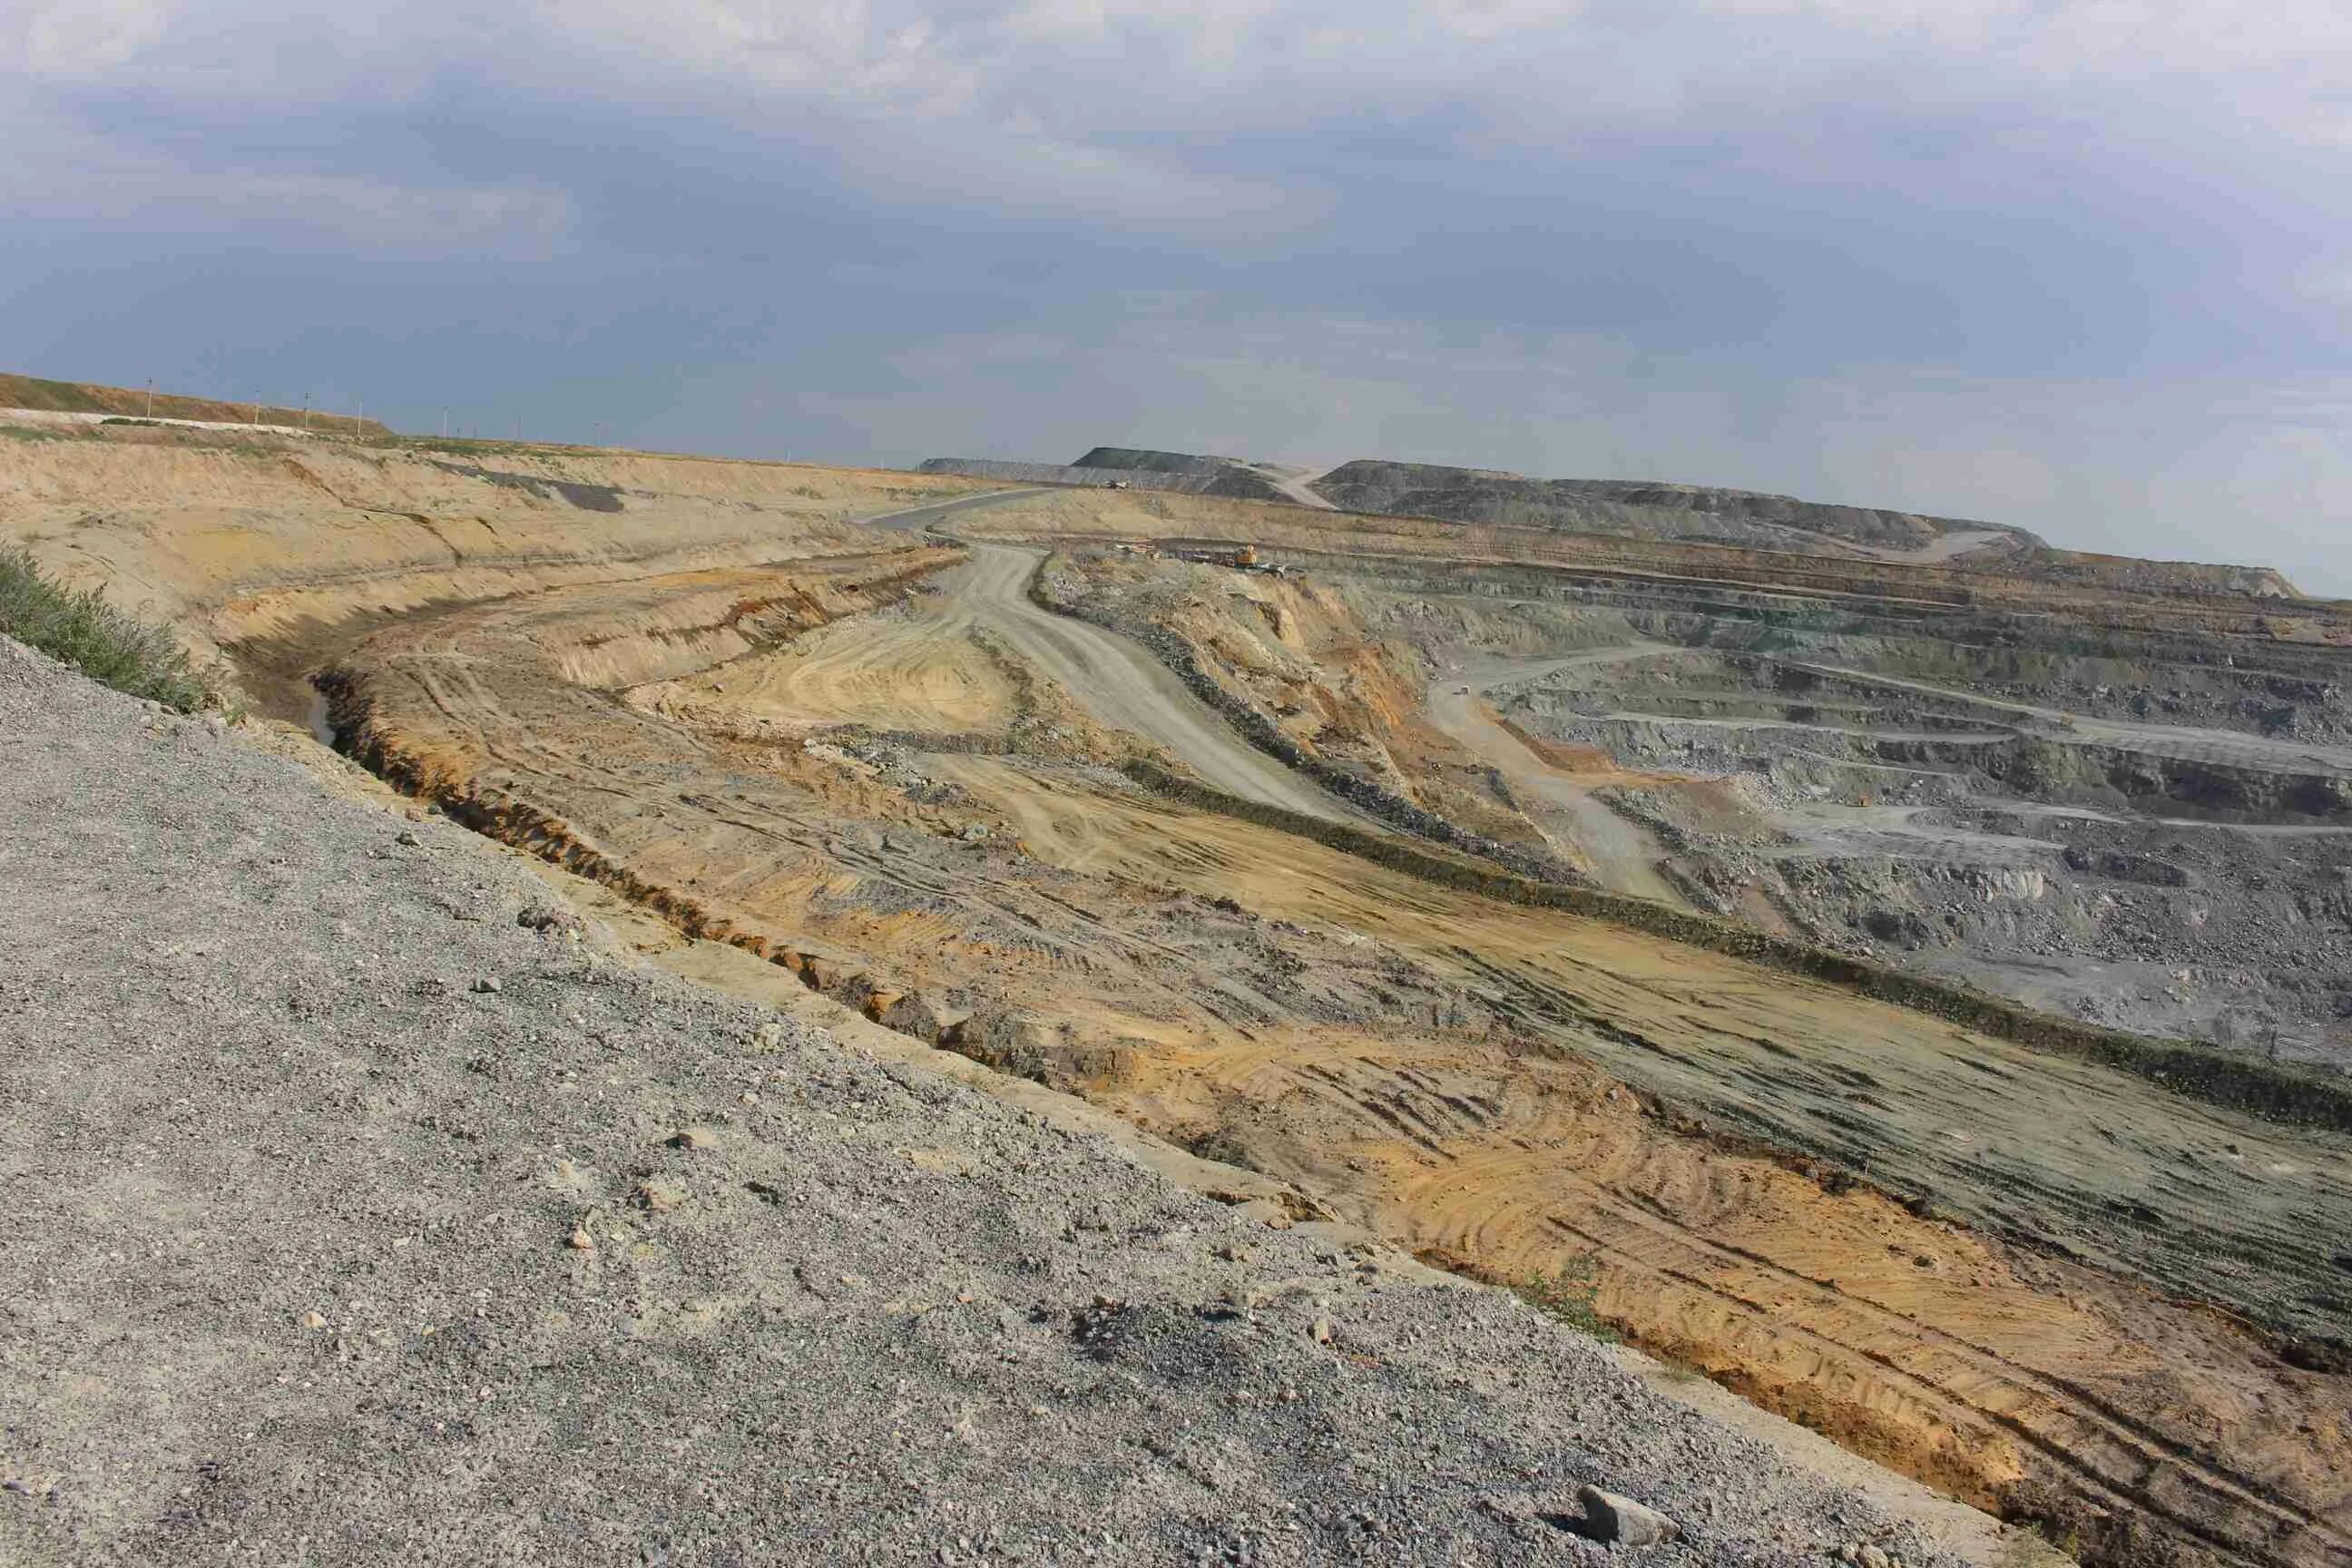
[1574, 1485, 1680, 1546]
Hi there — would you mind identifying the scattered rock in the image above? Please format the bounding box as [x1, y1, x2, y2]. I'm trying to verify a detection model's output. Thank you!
[668, 1127, 718, 1152]
[1203, 1286, 1261, 1319]
[1574, 1485, 1680, 1546]
[633, 1177, 688, 1213]
[472, 975, 503, 995]
[299, 1310, 328, 1330]
[567, 1226, 595, 1251]
[395, 828, 420, 847]
[1309, 1317, 1334, 1346]
[2279, 1336, 2349, 1374]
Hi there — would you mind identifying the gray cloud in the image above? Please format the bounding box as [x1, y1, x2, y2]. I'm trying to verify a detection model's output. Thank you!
[5, 2, 2351, 588]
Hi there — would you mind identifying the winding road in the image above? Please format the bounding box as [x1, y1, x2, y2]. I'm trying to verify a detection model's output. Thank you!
[861, 488, 1357, 823]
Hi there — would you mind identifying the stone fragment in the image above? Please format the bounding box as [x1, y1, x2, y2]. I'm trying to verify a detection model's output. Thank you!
[633, 1177, 688, 1212]
[1575, 1485, 1680, 1546]
[473, 975, 502, 995]
[1309, 1317, 1334, 1346]
[299, 1310, 328, 1330]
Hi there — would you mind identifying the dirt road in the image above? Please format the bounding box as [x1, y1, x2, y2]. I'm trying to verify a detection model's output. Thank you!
[858, 485, 1054, 533]
[850, 487, 1357, 820]
[961, 544, 1357, 820]
[1240, 462, 1338, 510]
[1426, 648, 1683, 900]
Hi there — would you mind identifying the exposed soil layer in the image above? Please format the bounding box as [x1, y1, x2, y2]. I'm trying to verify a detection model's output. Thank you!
[8, 426, 2348, 1568]
[318, 537, 2347, 1567]
[987, 504, 2352, 1070]
[9, 634, 2042, 1568]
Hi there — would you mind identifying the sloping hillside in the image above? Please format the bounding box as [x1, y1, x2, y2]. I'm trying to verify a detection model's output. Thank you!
[1313, 459, 2041, 557]
[0, 374, 392, 436]
[5, 633, 2007, 1568]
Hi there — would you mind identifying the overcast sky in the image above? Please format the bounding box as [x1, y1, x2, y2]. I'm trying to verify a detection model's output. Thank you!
[7, 3, 2352, 588]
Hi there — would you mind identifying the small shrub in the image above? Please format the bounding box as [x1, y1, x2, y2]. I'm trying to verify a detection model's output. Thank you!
[1514, 1253, 1617, 1340]
[0, 550, 217, 711]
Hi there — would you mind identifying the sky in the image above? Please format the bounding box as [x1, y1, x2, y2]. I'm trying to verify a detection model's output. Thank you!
[6, 2, 2352, 589]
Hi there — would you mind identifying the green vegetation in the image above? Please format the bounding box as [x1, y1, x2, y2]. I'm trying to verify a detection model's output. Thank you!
[0, 551, 218, 711]
[365, 435, 534, 459]
[1513, 1254, 1616, 1340]
[0, 375, 115, 414]
[0, 373, 393, 436]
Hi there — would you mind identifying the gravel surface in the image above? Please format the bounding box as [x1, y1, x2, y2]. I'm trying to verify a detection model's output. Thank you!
[0, 635, 1966, 1567]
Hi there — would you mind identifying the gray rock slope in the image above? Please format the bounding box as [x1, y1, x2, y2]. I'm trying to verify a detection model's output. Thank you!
[1309, 462, 2038, 554]
[0, 636, 1963, 1567]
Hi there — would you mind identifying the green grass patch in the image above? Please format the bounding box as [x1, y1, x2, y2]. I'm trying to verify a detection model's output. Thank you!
[365, 435, 533, 458]
[0, 551, 218, 711]
[1513, 1254, 1616, 1340]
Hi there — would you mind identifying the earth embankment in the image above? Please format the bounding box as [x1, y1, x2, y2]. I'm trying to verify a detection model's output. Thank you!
[0, 426, 994, 714]
[0, 371, 393, 435]
[5, 633, 2020, 1566]
[7, 425, 2347, 1568]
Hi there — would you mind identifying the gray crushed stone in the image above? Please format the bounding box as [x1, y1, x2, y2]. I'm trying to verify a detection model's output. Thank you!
[0, 637, 1961, 1566]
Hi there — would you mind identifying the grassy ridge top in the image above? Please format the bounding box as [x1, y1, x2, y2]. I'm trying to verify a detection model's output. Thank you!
[0, 374, 393, 436]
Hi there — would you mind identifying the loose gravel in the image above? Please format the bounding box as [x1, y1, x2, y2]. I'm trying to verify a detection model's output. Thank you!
[0, 636, 1966, 1567]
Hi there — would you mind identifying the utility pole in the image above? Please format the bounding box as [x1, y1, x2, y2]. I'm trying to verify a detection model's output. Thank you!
[144, 380, 153, 418]
[302, 393, 310, 432]
[354, 399, 362, 438]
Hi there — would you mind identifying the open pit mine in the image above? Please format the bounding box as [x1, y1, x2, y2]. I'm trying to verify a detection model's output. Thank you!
[6, 411, 2349, 1568]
